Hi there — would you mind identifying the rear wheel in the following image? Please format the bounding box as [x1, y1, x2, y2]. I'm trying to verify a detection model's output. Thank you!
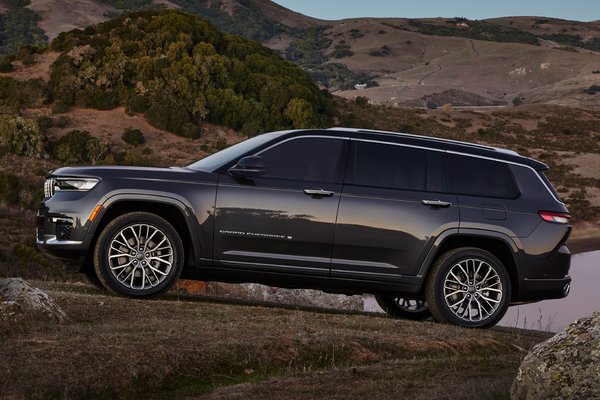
[375, 295, 431, 320]
[425, 247, 511, 328]
[93, 212, 184, 298]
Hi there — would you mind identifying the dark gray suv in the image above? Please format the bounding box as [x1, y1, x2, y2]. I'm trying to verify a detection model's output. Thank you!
[37, 128, 572, 328]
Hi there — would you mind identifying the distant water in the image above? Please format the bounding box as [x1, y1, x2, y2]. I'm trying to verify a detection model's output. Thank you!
[363, 250, 600, 332]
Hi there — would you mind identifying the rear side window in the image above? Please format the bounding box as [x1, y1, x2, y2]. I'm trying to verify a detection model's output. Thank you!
[539, 172, 562, 201]
[448, 154, 519, 198]
[349, 141, 426, 191]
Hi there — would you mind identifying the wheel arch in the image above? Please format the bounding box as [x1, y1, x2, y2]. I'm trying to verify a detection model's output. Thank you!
[419, 230, 520, 301]
[81, 194, 201, 274]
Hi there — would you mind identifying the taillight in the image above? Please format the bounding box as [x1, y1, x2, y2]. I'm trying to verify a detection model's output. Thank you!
[539, 211, 570, 224]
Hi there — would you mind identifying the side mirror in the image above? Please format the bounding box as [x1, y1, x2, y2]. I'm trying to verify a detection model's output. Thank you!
[229, 156, 268, 178]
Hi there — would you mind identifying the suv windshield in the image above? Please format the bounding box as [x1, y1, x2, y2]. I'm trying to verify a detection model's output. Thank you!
[187, 132, 283, 172]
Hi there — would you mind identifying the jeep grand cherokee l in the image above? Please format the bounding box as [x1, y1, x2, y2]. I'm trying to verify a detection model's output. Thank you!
[37, 128, 572, 328]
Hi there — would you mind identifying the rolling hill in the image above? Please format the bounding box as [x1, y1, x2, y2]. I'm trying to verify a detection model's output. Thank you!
[2, 0, 600, 109]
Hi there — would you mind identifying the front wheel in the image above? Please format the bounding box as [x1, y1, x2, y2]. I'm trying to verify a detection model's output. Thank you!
[425, 247, 511, 328]
[93, 212, 184, 298]
[375, 295, 431, 320]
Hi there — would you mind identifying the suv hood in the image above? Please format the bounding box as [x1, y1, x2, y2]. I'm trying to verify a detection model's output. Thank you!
[49, 165, 215, 183]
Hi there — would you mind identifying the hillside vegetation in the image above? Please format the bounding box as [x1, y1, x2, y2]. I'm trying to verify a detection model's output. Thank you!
[0, 0, 47, 56]
[48, 10, 332, 137]
[3, 1, 600, 108]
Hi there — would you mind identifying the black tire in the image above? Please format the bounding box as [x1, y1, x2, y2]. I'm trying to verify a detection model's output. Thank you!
[375, 295, 431, 320]
[425, 247, 511, 328]
[93, 212, 184, 298]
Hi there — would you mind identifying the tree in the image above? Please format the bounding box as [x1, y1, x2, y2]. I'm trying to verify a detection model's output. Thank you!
[50, 130, 109, 165]
[283, 98, 318, 128]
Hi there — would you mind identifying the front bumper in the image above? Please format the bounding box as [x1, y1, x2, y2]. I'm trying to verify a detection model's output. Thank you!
[36, 204, 91, 269]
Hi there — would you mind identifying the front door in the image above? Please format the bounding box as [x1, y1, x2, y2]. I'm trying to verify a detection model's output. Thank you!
[214, 135, 348, 275]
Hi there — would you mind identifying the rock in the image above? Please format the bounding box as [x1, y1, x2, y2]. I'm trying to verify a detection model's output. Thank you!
[204, 282, 364, 311]
[511, 311, 600, 399]
[175, 279, 209, 294]
[0, 278, 66, 323]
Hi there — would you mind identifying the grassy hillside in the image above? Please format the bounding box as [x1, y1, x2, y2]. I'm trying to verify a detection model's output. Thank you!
[0, 281, 552, 399]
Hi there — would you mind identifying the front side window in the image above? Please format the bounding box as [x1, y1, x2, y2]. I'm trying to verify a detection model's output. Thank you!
[448, 154, 519, 198]
[258, 137, 346, 183]
[349, 141, 427, 191]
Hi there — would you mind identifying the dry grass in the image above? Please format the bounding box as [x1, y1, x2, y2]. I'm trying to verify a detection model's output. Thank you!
[0, 281, 550, 399]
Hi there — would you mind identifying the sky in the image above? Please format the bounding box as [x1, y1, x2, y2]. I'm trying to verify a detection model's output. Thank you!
[272, 0, 600, 22]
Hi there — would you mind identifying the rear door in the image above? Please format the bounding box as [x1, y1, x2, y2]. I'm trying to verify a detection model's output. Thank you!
[214, 135, 348, 275]
[331, 139, 458, 281]
[446, 153, 537, 238]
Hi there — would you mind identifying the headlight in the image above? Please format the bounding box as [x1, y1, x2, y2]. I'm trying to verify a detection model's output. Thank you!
[44, 177, 99, 198]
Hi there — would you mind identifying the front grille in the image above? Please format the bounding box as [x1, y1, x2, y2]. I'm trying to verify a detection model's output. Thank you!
[56, 222, 72, 241]
[44, 178, 55, 198]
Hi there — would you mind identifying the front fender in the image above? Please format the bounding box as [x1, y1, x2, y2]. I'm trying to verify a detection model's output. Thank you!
[84, 191, 204, 264]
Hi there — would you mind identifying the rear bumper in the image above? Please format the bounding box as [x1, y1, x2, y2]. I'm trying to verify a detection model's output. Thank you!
[515, 276, 571, 303]
[515, 243, 571, 302]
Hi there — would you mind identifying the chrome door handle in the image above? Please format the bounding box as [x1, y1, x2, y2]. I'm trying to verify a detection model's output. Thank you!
[304, 189, 335, 197]
[422, 199, 452, 208]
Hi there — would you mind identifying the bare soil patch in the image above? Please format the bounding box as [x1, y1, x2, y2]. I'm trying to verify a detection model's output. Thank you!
[28, 0, 116, 40]
[0, 51, 59, 81]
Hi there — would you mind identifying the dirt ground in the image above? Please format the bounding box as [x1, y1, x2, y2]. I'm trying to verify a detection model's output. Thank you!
[0, 281, 551, 399]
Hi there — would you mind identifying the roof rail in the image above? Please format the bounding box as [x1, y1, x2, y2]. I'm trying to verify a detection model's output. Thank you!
[327, 127, 518, 155]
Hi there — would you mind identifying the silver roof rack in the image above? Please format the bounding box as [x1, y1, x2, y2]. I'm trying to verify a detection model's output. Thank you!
[327, 127, 519, 156]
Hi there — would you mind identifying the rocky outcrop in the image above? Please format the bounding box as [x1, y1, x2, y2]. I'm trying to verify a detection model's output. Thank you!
[202, 282, 365, 311]
[511, 311, 600, 399]
[0, 278, 66, 323]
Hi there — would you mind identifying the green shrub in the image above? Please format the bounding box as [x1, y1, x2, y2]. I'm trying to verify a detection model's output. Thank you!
[0, 76, 48, 110]
[512, 97, 523, 106]
[0, 115, 44, 157]
[0, 8, 47, 56]
[584, 85, 600, 95]
[36, 115, 53, 131]
[55, 115, 70, 128]
[50, 130, 109, 165]
[121, 128, 145, 146]
[355, 96, 369, 106]
[51, 100, 69, 114]
[0, 0, 31, 7]
[0, 60, 13, 72]
[0, 172, 22, 204]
